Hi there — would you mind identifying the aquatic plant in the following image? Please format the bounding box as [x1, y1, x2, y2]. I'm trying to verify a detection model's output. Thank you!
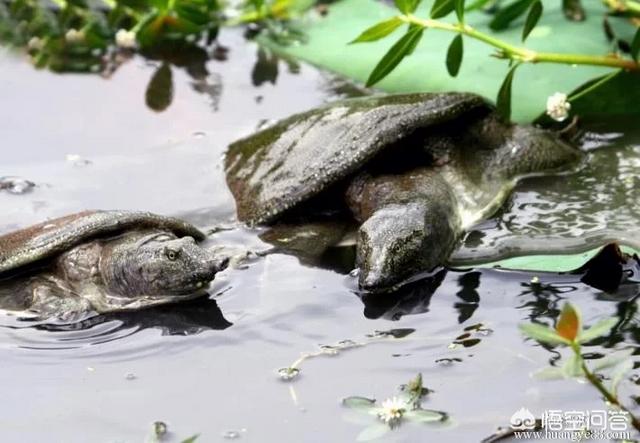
[0, 0, 309, 73]
[277, 328, 416, 381]
[342, 373, 448, 441]
[351, 0, 640, 119]
[519, 302, 640, 432]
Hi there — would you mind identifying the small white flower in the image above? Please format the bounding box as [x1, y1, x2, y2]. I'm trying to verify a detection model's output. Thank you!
[546, 92, 571, 122]
[27, 36, 43, 51]
[115, 29, 137, 49]
[65, 28, 85, 43]
[377, 397, 406, 425]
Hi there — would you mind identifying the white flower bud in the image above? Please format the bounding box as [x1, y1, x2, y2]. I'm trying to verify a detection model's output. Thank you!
[65, 28, 85, 43]
[115, 29, 137, 49]
[546, 92, 571, 122]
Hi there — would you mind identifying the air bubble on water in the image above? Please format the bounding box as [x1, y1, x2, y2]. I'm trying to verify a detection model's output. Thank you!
[319, 345, 338, 356]
[65, 154, 92, 167]
[277, 367, 300, 381]
[222, 430, 240, 439]
[125, 372, 137, 380]
[193, 131, 206, 139]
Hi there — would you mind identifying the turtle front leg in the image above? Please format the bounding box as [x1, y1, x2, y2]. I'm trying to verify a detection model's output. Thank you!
[345, 169, 461, 291]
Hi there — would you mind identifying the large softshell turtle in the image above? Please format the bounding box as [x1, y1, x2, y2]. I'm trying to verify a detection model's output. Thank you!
[225, 93, 584, 291]
[0, 210, 228, 319]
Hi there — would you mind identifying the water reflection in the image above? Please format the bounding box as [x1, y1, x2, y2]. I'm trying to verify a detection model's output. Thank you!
[6, 296, 231, 338]
[359, 270, 446, 321]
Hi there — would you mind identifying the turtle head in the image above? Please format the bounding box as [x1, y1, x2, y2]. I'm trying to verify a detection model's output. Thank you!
[498, 125, 585, 177]
[356, 203, 457, 292]
[102, 232, 229, 297]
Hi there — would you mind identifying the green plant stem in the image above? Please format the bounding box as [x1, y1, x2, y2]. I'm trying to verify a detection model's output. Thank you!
[402, 15, 640, 71]
[571, 342, 640, 432]
[603, 0, 640, 15]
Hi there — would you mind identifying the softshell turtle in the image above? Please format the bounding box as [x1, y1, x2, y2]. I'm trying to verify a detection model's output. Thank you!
[0, 210, 228, 319]
[225, 93, 584, 291]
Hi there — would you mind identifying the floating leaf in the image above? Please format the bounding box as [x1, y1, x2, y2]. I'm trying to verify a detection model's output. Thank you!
[350, 17, 404, 44]
[405, 409, 448, 422]
[578, 317, 618, 343]
[446, 34, 463, 76]
[343, 396, 378, 412]
[521, 0, 542, 42]
[365, 25, 424, 87]
[496, 63, 518, 120]
[356, 423, 390, 442]
[459, 244, 640, 272]
[180, 435, 199, 443]
[632, 27, 640, 62]
[556, 303, 581, 342]
[519, 323, 569, 346]
[430, 0, 455, 19]
[455, 0, 465, 23]
[489, 0, 533, 31]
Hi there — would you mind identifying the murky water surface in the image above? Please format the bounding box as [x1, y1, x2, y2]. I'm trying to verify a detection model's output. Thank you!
[1, 30, 639, 442]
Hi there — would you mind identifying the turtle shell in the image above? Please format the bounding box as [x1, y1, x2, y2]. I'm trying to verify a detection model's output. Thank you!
[0, 210, 206, 275]
[225, 92, 491, 225]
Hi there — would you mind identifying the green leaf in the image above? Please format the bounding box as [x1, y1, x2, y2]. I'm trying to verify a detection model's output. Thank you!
[455, 0, 465, 23]
[489, 0, 533, 31]
[591, 349, 635, 372]
[430, 0, 455, 19]
[519, 323, 570, 346]
[350, 17, 404, 44]
[631, 27, 640, 62]
[561, 353, 583, 378]
[342, 396, 377, 412]
[446, 34, 463, 77]
[365, 25, 424, 87]
[357, 423, 390, 442]
[496, 63, 518, 120]
[458, 245, 640, 272]
[609, 359, 633, 396]
[578, 317, 618, 343]
[556, 303, 581, 342]
[394, 0, 419, 14]
[261, 0, 639, 122]
[405, 409, 448, 423]
[521, 0, 542, 42]
[180, 435, 199, 443]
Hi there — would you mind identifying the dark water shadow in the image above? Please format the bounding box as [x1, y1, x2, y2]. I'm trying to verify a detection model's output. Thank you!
[8, 296, 232, 337]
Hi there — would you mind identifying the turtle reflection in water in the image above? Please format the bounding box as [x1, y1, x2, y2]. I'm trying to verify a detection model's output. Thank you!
[225, 93, 584, 291]
[0, 211, 229, 320]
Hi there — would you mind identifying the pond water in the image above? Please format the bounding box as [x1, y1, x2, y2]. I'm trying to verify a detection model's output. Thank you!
[1, 29, 640, 443]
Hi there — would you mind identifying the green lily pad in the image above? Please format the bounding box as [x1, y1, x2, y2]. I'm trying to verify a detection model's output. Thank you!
[261, 0, 639, 122]
[470, 244, 639, 272]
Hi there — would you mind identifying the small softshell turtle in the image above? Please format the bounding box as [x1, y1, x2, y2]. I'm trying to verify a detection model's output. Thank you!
[225, 93, 584, 291]
[0, 210, 228, 319]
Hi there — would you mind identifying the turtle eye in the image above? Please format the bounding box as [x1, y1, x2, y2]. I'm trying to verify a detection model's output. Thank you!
[165, 248, 180, 261]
